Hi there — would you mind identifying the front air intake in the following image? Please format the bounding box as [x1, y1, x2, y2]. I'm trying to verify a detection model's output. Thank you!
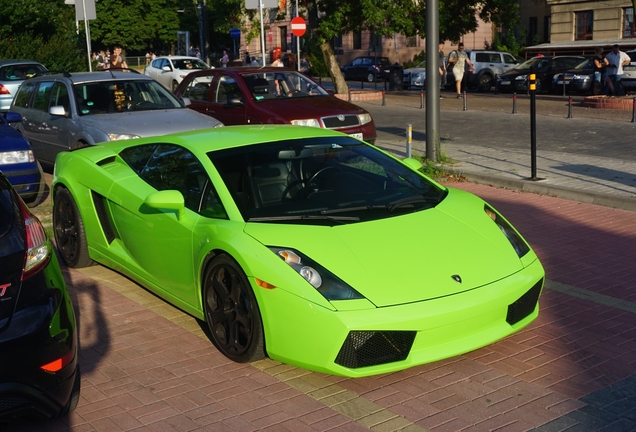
[506, 279, 543, 325]
[335, 330, 416, 369]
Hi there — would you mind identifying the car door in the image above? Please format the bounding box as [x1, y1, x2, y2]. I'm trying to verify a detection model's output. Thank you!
[108, 144, 217, 306]
[502, 53, 518, 75]
[152, 58, 172, 89]
[207, 74, 246, 125]
[40, 81, 75, 163]
[180, 73, 216, 117]
[345, 58, 364, 80]
[10, 81, 43, 159]
[21, 81, 54, 163]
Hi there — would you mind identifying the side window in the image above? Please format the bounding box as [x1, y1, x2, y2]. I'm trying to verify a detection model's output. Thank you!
[215, 75, 241, 104]
[504, 54, 517, 65]
[50, 82, 71, 113]
[489, 54, 502, 63]
[475, 53, 489, 63]
[351, 58, 363, 66]
[13, 81, 37, 108]
[151, 59, 162, 68]
[32, 81, 55, 112]
[137, 144, 226, 216]
[183, 77, 211, 101]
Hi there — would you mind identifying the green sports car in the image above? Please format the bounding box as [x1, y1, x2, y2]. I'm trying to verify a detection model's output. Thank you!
[52, 125, 544, 377]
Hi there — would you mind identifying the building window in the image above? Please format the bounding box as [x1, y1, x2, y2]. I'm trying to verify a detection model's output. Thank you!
[624, 7, 635, 38]
[543, 16, 550, 43]
[353, 31, 362, 50]
[528, 17, 538, 45]
[280, 26, 288, 51]
[575, 10, 593, 41]
[406, 36, 417, 47]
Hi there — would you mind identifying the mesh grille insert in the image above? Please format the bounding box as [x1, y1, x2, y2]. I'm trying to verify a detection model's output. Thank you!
[321, 115, 360, 129]
[335, 330, 416, 369]
[506, 279, 543, 325]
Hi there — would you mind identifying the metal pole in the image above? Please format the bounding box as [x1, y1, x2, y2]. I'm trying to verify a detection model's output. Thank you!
[425, 0, 439, 161]
[512, 92, 517, 114]
[406, 124, 412, 158]
[530, 72, 538, 179]
[567, 95, 573, 119]
[632, 97, 636, 123]
[296, 0, 300, 71]
[82, 0, 92, 71]
[381, 90, 386, 106]
[259, 0, 267, 65]
[462, 90, 467, 111]
[420, 90, 424, 109]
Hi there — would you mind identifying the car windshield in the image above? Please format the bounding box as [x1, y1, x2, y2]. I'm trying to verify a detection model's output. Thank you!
[516, 57, 550, 71]
[73, 79, 183, 116]
[242, 71, 329, 100]
[209, 136, 446, 225]
[413, 61, 426, 68]
[172, 58, 210, 70]
[0, 63, 47, 82]
[574, 59, 593, 70]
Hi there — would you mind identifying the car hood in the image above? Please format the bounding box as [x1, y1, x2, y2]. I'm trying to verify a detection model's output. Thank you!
[0, 125, 29, 151]
[404, 67, 426, 74]
[79, 109, 222, 138]
[244, 191, 526, 307]
[254, 96, 368, 121]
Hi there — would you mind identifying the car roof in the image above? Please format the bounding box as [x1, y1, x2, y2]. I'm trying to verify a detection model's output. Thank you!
[155, 56, 203, 61]
[184, 66, 296, 77]
[26, 70, 153, 84]
[0, 59, 45, 67]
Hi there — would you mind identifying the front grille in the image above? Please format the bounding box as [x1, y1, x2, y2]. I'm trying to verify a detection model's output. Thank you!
[335, 330, 415, 369]
[321, 114, 360, 129]
[506, 279, 543, 325]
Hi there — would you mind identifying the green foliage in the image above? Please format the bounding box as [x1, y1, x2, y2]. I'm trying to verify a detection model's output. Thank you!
[402, 51, 426, 69]
[492, 29, 526, 57]
[0, 33, 87, 72]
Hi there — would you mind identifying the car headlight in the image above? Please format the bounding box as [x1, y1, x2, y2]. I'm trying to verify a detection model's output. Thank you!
[0, 150, 34, 164]
[572, 74, 585, 80]
[108, 133, 141, 141]
[515, 75, 527, 81]
[357, 113, 372, 125]
[291, 119, 321, 127]
[484, 205, 530, 258]
[270, 247, 364, 300]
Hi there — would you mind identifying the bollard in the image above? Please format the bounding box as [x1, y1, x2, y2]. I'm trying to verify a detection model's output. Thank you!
[567, 95, 573, 119]
[420, 90, 424, 109]
[361, 80, 364, 90]
[406, 124, 412, 158]
[512, 93, 517, 114]
[382, 90, 386, 106]
[462, 90, 467, 111]
[632, 98, 636, 123]
[562, 75, 567, 97]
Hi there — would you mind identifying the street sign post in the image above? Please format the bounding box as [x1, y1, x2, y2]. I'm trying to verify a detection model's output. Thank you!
[291, 16, 306, 37]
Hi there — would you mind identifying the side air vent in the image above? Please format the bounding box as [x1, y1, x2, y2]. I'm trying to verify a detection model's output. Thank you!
[96, 156, 117, 166]
[506, 279, 543, 325]
[91, 191, 117, 243]
[335, 330, 415, 369]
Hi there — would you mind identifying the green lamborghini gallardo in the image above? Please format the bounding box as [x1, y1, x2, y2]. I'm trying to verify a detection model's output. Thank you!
[52, 125, 544, 377]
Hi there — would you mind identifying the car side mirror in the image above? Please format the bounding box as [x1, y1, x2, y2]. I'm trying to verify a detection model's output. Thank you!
[49, 106, 67, 117]
[402, 157, 423, 171]
[181, 97, 191, 107]
[162, 66, 172, 72]
[144, 190, 185, 220]
[227, 97, 243, 106]
[4, 111, 22, 123]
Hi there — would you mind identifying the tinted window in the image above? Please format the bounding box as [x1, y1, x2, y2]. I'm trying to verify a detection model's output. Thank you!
[32, 81, 54, 112]
[214, 75, 242, 104]
[50, 82, 71, 112]
[13, 81, 37, 108]
[182, 76, 212, 101]
[475, 53, 490, 63]
[503, 54, 517, 65]
[0, 63, 46, 82]
[172, 59, 209, 70]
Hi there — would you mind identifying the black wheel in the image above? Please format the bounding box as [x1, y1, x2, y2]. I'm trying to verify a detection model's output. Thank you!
[367, 72, 375, 82]
[55, 367, 80, 418]
[477, 74, 492, 92]
[534, 78, 543, 93]
[203, 255, 264, 363]
[53, 187, 93, 268]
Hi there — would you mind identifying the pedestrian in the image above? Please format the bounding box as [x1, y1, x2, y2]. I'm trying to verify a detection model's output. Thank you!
[103, 49, 111, 69]
[438, 41, 447, 99]
[110, 45, 128, 69]
[271, 54, 284, 67]
[299, 53, 312, 75]
[250, 56, 259, 66]
[592, 46, 609, 96]
[221, 50, 229, 67]
[244, 50, 250, 65]
[605, 44, 630, 96]
[145, 52, 151, 65]
[448, 42, 473, 98]
[96, 50, 106, 70]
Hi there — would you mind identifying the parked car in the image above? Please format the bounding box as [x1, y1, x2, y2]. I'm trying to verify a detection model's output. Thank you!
[0, 111, 44, 206]
[0, 171, 80, 422]
[551, 58, 595, 95]
[402, 61, 427, 90]
[0, 59, 48, 112]
[9, 70, 222, 166]
[174, 67, 376, 142]
[340, 56, 391, 82]
[496, 56, 586, 93]
[144, 56, 212, 92]
[52, 125, 544, 378]
[446, 50, 519, 92]
[621, 50, 636, 92]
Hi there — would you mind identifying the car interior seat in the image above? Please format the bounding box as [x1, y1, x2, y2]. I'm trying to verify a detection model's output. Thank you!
[251, 161, 293, 207]
[251, 77, 273, 99]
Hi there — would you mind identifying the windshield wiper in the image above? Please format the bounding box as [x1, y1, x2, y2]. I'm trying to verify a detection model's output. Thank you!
[247, 214, 359, 222]
[321, 195, 441, 215]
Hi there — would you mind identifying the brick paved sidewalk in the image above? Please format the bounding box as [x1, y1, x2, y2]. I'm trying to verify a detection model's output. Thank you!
[6, 183, 635, 432]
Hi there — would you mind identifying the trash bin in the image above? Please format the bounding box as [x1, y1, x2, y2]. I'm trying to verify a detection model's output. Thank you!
[388, 62, 404, 91]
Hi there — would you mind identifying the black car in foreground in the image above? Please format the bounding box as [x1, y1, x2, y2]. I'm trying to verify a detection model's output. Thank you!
[496, 56, 586, 93]
[0, 172, 80, 423]
[551, 58, 594, 95]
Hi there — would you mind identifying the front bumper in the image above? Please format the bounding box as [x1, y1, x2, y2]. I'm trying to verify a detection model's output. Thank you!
[256, 257, 544, 377]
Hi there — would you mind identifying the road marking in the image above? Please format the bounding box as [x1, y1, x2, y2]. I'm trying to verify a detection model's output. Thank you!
[544, 280, 636, 314]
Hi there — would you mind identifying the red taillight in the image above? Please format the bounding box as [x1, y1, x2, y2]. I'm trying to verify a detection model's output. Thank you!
[41, 349, 75, 373]
[0, 84, 10, 95]
[15, 193, 51, 280]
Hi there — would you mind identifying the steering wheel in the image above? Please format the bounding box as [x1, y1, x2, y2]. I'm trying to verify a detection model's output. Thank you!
[132, 100, 153, 110]
[305, 166, 339, 190]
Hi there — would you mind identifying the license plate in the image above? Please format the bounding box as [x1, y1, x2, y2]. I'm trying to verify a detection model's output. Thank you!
[500, 80, 510, 85]
[349, 133, 363, 139]
[557, 80, 571, 85]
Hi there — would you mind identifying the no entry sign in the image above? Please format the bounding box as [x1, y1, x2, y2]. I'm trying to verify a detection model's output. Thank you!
[291, 16, 306, 37]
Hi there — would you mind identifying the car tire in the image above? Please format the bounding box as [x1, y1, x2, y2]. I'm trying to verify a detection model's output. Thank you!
[477, 74, 492, 92]
[55, 366, 80, 418]
[172, 80, 179, 93]
[26, 161, 46, 208]
[203, 254, 265, 363]
[367, 72, 375, 82]
[535, 78, 543, 93]
[53, 187, 94, 268]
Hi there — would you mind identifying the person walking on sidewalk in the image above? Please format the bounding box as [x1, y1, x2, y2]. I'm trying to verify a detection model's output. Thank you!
[605, 44, 630, 96]
[438, 41, 447, 99]
[448, 42, 473, 98]
[593, 46, 609, 95]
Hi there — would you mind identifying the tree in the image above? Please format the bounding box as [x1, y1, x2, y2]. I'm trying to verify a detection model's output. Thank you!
[305, 0, 520, 94]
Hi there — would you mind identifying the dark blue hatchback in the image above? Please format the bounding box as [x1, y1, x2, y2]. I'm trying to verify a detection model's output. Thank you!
[0, 112, 44, 207]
